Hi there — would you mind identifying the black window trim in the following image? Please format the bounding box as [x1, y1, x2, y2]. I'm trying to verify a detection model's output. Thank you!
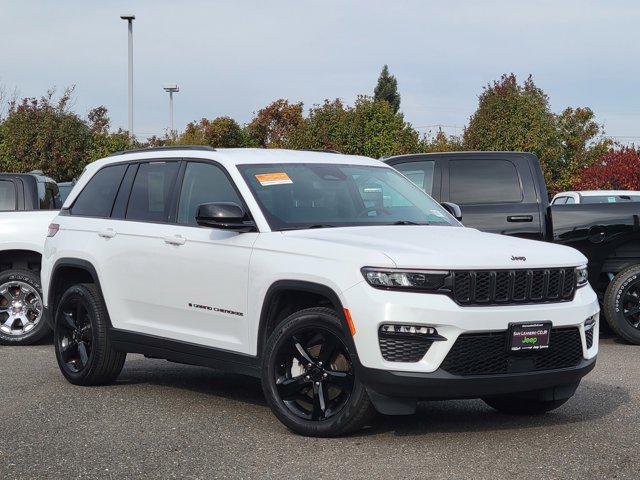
[64, 157, 258, 230]
[0, 178, 19, 212]
[447, 158, 525, 206]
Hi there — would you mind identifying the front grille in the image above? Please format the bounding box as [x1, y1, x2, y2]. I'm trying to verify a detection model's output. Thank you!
[585, 327, 594, 349]
[453, 268, 576, 306]
[440, 327, 583, 376]
[379, 336, 434, 362]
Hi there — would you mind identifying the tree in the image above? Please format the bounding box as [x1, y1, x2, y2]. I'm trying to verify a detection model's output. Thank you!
[245, 99, 304, 148]
[373, 65, 401, 113]
[420, 129, 464, 153]
[464, 74, 563, 189]
[554, 107, 611, 190]
[0, 88, 92, 181]
[340, 96, 420, 158]
[572, 147, 640, 190]
[291, 99, 348, 151]
[177, 116, 245, 148]
[86, 106, 134, 163]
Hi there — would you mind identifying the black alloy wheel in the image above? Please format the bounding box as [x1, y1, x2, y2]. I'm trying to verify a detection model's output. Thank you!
[620, 280, 640, 329]
[274, 327, 354, 421]
[604, 265, 640, 344]
[57, 297, 93, 373]
[262, 307, 375, 437]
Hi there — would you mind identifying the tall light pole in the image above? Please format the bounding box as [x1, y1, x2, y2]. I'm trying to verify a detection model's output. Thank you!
[120, 14, 135, 141]
[163, 84, 179, 134]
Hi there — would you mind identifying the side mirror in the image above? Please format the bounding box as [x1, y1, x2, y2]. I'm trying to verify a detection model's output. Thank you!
[196, 202, 256, 232]
[441, 202, 463, 222]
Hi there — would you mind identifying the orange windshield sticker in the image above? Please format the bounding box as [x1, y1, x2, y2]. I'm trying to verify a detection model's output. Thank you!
[255, 172, 293, 186]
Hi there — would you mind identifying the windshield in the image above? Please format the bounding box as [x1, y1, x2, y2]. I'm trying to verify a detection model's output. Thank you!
[581, 195, 640, 204]
[238, 163, 459, 230]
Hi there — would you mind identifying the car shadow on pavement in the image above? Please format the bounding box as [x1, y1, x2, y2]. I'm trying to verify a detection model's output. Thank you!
[356, 381, 629, 437]
[116, 357, 627, 437]
[116, 356, 267, 407]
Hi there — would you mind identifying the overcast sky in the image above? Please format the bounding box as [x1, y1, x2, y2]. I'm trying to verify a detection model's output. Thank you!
[2, 0, 639, 143]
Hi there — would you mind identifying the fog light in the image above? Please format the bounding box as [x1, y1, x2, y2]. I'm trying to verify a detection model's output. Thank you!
[380, 324, 438, 336]
[584, 314, 597, 330]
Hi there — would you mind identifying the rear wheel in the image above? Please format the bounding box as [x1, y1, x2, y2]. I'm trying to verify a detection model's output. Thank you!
[603, 264, 640, 344]
[54, 283, 126, 385]
[261, 307, 375, 437]
[0, 269, 50, 346]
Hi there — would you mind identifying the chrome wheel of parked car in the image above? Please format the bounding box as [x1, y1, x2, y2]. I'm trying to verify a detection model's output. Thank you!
[0, 280, 43, 336]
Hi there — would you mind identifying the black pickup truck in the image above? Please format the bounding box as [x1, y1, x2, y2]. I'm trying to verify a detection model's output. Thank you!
[384, 152, 640, 344]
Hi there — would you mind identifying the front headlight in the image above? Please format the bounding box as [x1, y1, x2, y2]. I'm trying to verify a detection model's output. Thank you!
[576, 265, 589, 288]
[361, 267, 450, 291]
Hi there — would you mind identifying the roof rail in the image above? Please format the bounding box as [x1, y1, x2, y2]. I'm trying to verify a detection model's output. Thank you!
[298, 149, 341, 154]
[109, 145, 216, 156]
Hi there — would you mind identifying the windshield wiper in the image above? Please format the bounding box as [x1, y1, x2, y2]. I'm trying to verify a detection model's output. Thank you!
[307, 224, 337, 229]
[392, 220, 427, 225]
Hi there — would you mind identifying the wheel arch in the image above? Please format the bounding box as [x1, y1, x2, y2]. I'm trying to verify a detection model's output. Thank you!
[256, 280, 355, 359]
[48, 258, 110, 327]
[0, 249, 43, 273]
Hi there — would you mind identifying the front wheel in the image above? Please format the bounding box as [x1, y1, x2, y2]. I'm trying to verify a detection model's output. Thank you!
[261, 307, 375, 437]
[603, 264, 640, 344]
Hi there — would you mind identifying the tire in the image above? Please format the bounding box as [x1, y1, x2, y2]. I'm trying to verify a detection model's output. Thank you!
[603, 264, 640, 344]
[54, 283, 126, 386]
[483, 396, 570, 415]
[261, 307, 375, 437]
[0, 269, 50, 346]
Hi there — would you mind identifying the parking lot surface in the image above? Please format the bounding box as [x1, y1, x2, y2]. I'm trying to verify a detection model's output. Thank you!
[1, 337, 638, 479]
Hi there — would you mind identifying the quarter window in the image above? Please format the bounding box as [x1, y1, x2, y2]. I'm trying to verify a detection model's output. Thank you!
[0, 180, 16, 211]
[177, 162, 243, 226]
[395, 161, 435, 195]
[126, 162, 180, 222]
[449, 159, 522, 204]
[71, 164, 128, 217]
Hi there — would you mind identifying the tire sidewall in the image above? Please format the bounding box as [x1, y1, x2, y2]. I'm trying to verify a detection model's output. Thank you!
[605, 266, 640, 344]
[261, 309, 368, 436]
[54, 285, 99, 383]
[0, 269, 48, 345]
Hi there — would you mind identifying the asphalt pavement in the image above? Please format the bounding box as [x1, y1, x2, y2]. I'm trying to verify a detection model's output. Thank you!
[1, 336, 638, 479]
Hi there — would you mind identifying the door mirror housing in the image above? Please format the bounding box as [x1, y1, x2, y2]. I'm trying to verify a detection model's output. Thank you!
[196, 202, 256, 232]
[441, 202, 463, 222]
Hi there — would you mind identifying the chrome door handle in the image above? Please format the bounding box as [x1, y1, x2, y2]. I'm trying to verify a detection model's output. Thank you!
[98, 228, 116, 239]
[164, 235, 186, 246]
[507, 215, 533, 222]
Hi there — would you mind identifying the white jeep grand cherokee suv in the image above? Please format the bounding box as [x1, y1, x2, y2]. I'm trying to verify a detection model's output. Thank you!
[41, 147, 599, 437]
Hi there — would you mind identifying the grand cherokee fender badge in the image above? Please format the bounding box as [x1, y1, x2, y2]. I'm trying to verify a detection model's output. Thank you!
[188, 303, 244, 316]
[511, 256, 527, 261]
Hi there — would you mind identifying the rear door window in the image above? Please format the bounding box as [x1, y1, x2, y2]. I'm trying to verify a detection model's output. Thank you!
[553, 197, 567, 205]
[395, 161, 435, 195]
[71, 164, 128, 217]
[126, 161, 180, 222]
[0, 180, 16, 211]
[449, 159, 522, 205]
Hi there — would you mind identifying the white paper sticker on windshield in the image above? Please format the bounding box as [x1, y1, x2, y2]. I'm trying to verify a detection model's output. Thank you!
[255, 172, 293, 186]
[431, 209, 446, 218]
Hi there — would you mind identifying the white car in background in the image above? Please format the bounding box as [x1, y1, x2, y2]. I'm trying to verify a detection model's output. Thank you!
[551, 190, 640, 205]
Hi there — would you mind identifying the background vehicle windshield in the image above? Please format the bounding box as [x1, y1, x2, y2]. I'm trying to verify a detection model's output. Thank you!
[581, 195, 640, 204]
[239, 163, 458, 230]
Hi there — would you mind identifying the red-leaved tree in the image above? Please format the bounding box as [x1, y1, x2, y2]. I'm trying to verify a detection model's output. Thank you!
[572, 147, 640, 190]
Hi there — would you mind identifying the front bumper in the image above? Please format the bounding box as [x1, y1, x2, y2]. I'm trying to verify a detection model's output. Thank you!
[360, 357, 596, 401]
[343, 281, 600, 372]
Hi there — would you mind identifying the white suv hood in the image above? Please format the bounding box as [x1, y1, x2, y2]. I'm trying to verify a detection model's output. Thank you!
[283, 226, 586, 270]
